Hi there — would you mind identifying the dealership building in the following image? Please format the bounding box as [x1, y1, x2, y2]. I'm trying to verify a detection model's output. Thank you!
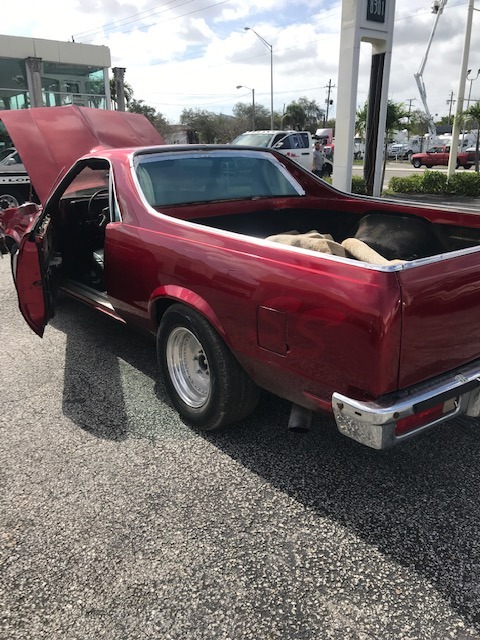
[0, 33, 115, 111]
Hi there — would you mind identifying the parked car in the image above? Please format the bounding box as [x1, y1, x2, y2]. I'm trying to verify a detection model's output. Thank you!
[3, 105, 480, 450]
[410, 145, 472, 169]
[0, 146, 17, 162]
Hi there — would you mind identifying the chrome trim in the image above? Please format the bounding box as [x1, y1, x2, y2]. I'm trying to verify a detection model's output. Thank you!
[332, 359, 480, 449]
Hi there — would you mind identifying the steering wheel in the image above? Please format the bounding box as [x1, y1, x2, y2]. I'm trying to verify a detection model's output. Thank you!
[87, 188, 110, 223]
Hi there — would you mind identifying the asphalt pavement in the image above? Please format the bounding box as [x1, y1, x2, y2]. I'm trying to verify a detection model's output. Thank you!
[3, 255, 480, 639]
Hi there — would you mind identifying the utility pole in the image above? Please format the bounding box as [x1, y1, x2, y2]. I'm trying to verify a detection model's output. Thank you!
[406, 98, 416, 139]
[446, 91, 455, 125]
[324, 79, 335, 126]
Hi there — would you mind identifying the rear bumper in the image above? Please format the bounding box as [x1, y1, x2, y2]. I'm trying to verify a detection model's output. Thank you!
[332, 359, 480, 449]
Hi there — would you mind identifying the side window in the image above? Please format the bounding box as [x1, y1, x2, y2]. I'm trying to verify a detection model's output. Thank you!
[298, 132, 310, 148]
[281, 135, 294, 149]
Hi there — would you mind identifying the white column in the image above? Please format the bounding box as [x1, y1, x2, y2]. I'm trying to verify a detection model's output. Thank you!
[333, 0, 396, 196]
[25, 57, 43, 108]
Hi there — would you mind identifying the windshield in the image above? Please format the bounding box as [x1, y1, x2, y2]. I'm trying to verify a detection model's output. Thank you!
[134, 150, 304, 207]
[230, 133, 273, 147]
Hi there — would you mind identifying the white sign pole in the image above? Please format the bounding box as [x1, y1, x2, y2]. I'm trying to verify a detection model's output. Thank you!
[333, 0, 396, 196]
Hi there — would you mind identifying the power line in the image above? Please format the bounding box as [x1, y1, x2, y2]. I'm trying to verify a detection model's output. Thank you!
[72, 0, 192, 39]
[73, 0, 230, 44]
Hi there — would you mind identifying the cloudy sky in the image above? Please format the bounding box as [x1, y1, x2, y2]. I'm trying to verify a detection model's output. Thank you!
[2, 0, 479, 124]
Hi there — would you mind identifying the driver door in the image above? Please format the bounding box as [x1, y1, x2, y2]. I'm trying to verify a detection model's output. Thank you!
[11, 210, 57, 337]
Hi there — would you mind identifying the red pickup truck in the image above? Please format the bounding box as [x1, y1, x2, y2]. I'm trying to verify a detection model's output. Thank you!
[2, 106, 480, 450]
[411, 145, 473, 169]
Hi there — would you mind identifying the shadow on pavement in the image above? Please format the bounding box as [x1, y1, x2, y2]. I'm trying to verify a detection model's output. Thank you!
[50, 293, 162, 441]
[51, 291, 480, 629]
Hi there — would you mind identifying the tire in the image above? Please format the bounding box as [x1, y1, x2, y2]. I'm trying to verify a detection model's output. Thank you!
[412, 159, 422, 169]
[0, 188, 24, 210]
[406, 151, 413, 161]
[464, 164, 472, 170]
[157, 304, 260, 431]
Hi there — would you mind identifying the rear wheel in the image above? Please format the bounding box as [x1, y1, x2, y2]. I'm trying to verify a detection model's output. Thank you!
[157, 304, 260, 431]
[464, 164, 472, 170]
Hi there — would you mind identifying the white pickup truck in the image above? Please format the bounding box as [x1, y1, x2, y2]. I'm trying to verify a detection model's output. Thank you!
[231, 130, 333, 176]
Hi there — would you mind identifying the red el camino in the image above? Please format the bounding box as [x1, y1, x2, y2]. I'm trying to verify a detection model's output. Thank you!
[2, 105, 480, 449]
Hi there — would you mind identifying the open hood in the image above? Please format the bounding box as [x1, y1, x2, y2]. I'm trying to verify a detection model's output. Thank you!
[0, 105, 165, 204]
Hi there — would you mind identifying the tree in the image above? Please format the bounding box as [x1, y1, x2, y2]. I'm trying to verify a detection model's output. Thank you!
[232, 102, 271, 133]
[355, 103, 368, 140]
[180, 108, 234, 143]
[283, 101, 306, 130]
[408, 109, 431, 140]
[109, 78, 134, 109]
[357, 100, 409, 194]
[282, 97, 324, 132]
[128, 99, 157, 122]
[460, 100, 480, 172]
[128, 99, 170, 136]
[297, 97, 325, 131]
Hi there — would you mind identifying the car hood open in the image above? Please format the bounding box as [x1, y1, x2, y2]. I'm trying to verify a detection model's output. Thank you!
[0, 105, 165, 204]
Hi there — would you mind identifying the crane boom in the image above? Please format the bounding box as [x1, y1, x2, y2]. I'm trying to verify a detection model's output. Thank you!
[414, 1, 448, 139]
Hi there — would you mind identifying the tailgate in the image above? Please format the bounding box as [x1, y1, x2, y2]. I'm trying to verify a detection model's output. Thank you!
[397, 252, 480, 388]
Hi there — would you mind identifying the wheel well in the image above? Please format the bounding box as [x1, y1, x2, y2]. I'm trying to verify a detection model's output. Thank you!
[150, 286, 226, 340]
[153, 298, 176, 328]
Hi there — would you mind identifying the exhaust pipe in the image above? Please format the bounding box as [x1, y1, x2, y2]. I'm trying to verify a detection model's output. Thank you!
[288, 403, 313, 433]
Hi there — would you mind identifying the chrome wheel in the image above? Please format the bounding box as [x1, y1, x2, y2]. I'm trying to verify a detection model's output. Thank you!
[166, 327, 211, 408]
[158, 304, 260, 430]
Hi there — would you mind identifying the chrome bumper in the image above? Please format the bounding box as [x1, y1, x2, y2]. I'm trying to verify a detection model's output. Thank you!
[332, 360, 480, 449]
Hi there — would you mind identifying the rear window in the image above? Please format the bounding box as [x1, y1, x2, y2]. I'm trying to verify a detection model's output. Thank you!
[134, 150, 304, 207]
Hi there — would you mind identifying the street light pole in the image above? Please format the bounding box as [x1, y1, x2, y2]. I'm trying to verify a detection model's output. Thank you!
[447, 0, 478, 176]
[466, 68, 480, 107]
[244, 27, 274, 129]
[236, 85, 255, 129]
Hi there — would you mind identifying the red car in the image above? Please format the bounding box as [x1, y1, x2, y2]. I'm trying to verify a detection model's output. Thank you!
[3, 105, 480, 449]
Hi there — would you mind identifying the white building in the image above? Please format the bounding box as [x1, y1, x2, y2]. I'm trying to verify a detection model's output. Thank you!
[0, 34, 112, 111]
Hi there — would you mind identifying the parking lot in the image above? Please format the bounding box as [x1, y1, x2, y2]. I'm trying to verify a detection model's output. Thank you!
[2, 255, 480, 639]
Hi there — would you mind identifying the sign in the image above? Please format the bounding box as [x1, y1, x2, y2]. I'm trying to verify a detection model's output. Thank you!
[367, 0, 386, 23]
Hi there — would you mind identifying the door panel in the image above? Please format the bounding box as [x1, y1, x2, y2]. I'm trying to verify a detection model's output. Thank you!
[14, 214, 56, 337]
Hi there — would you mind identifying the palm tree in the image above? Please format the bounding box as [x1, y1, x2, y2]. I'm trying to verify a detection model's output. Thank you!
[283, 102, 306, 130]
[356, 100, 409, 193]
[460, 100, 480, 172]
[109, 78, 134, 109]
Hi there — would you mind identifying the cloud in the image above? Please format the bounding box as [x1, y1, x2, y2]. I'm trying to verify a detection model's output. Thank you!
[1, 0, 479, 125]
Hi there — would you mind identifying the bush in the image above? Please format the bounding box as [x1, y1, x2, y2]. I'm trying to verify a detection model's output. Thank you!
[388, 170, 480, 197]
[389, 174, 424, 194]
[322, 175, 367, 194]
[351, 175, 367, 195]
[421, 171, 447, 193]
[445, 172, 480, 197]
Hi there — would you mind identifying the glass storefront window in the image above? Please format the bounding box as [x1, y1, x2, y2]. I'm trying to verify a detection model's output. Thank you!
[42, 62, 107, 108]
[0, 57, 29, 110]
